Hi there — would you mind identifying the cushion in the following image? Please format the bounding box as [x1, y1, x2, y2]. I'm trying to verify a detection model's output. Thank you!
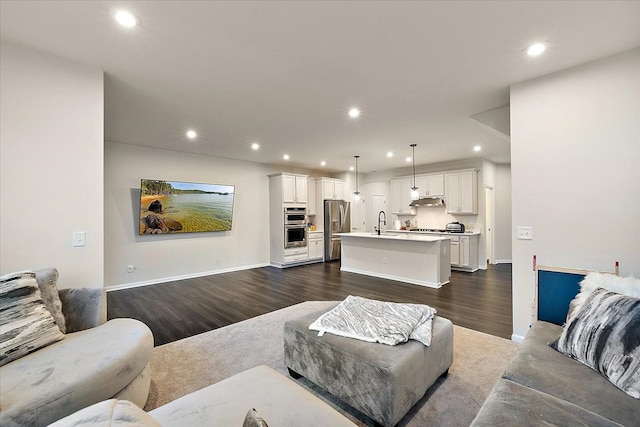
[550, 287, 640, 398]
[48, 399, 160, 427]
[0, 272, 64, 366]
[568, 272, 640, 319]
[243, 408, 269, 427]
[34, 267, 67, 333]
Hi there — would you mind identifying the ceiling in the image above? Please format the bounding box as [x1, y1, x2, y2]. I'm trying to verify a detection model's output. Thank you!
[2, 1, 639, 173]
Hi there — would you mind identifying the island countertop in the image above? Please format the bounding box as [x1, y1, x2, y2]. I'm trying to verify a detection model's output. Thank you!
[338, 232, 450, 242]
[338, 232, 451, 288]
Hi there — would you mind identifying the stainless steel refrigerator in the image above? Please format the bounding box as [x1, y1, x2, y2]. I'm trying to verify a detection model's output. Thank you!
[324, 200, 351, 261]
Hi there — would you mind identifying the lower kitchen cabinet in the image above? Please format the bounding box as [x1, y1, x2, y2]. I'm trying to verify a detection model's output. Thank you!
[449, 234, 479, 272]
[308, 232, 324, 261]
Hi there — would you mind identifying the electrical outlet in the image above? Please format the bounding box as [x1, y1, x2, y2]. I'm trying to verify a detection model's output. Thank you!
[127, 265, 135, 273]
[517, 226, 533, 240]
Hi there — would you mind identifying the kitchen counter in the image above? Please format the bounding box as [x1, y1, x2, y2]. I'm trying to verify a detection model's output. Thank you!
[392, 230, 481, 272]
[338, 232, 451, 288]
[393, 230, 481, 236]
[338, 231, 450, 242]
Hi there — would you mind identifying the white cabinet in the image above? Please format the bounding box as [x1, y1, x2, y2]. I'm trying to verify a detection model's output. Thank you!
[319, 178, 344, 201]
[308, 232, 324, 261]
[283, 174, 307, 204]
[449, 234, 479, 272]
[450, 239, 460, 265]
[390, 178, 416, 215]
[307, 178, 316, 215]
[445, 170, 477, 214]
[415, 174, 444, 198]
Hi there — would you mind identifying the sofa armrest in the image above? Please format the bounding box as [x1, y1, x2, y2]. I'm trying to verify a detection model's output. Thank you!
[59, 288, 107, 332]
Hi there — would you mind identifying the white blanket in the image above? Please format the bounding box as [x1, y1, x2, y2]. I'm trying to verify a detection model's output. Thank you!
[308, 295, 437, 346]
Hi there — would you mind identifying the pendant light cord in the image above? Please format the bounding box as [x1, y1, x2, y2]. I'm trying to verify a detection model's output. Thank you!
[411, 144, 417, 189]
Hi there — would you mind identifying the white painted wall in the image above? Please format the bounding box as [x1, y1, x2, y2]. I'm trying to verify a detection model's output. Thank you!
[494, 165, 512, 263]
[0, 42, 104, 288]
[104, 142, 274, 289]
[510, 48, 640, 341]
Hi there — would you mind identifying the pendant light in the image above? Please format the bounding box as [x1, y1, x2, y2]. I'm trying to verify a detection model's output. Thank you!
[410, 144, 419, 200]
[353, 155, 361, 202]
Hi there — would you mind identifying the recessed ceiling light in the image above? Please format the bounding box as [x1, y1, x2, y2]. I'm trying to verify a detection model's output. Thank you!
[283, 154, 290, 160]
[348, 108, 361, 118]
[186, 130, 197, 139]
[320, 161, 326, 166]
[526, 42, 547, 57]
[251, 142, 260, 150]
[115, 10, 139, 28]
[387, 152, 394, 158]
[405, 157, 412, 163]
[349, 166, 355, 171]
[473, 145, 482, 152]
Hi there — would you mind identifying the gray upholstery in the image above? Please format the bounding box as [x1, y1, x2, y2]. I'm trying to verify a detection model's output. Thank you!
[471, 378, 624, 427]
[0, 278, 152, 427]
[284, 305, 453, 426]
[149, 365, 357, 426]
[58, 288, 106, 333]
[471, 321, 640, 426]
[0, 319, 153, 427]
[49, 399, 161, 427]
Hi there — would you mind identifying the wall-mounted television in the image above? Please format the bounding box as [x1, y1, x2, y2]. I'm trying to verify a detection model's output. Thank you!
[139, 179, 235, 235]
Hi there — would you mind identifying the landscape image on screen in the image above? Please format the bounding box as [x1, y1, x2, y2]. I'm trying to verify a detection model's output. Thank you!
[139, 179, 234, 234]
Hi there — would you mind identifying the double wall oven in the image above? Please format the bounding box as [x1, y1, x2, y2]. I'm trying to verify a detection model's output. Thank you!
[284, 207, 307, 248]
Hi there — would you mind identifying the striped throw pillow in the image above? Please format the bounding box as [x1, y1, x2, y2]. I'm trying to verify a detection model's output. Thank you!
[0, 272, 65, 366]
[550, 287, 640, 399]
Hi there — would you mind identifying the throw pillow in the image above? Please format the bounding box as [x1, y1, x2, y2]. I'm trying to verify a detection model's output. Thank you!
[550, 287, 640, 399]
[34, 267, 67, 333]
[242, 408, 269, 427]
[0, 272, 65, 366]
[567, 272, 640, 320]
[49, 399, 161, 427]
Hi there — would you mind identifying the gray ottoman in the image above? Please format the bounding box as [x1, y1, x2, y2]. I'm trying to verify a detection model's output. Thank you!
[284, 304, 454, 427]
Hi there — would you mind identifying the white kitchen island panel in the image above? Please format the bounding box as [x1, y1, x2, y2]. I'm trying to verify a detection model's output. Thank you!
[339, 232, 451, 288]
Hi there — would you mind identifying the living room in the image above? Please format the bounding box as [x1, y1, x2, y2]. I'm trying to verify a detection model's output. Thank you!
[1, 2, 639, 426]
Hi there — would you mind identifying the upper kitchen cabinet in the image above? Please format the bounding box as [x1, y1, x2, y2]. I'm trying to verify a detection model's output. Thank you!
[414, 173, 445, 198]
[307, 178, 316, 215]
[270, 173, 308, 205]
[318, 178, 345, 201]
[444, 170, 477, 214]
[390, 178, 416, 215]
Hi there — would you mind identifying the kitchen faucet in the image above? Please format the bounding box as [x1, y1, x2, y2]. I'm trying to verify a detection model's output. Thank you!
[377, 210, 386, 235]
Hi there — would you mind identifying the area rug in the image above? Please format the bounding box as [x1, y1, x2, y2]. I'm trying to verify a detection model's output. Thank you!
[145, 301, 518, 426]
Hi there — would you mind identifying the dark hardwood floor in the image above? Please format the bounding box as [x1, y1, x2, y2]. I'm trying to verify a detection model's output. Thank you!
[107, 262, 513, 346]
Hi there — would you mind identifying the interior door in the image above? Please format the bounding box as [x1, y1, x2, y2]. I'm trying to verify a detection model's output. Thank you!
[485, 187, 494, 264]
[351, 198, 366, 232]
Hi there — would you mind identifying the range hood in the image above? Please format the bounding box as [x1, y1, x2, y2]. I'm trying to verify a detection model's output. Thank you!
[409, 197, 445, 207]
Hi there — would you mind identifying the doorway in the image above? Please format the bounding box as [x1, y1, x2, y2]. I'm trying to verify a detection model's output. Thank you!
[351, 196, 366, 232]
[485, 187, 495, 264]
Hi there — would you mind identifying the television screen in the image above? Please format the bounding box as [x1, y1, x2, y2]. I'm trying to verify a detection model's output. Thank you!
[139, 179, 235, 234]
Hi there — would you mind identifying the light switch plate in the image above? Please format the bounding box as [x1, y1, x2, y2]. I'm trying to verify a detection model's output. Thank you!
[72, 231, 86, 247]
[516, 226, 533, 240]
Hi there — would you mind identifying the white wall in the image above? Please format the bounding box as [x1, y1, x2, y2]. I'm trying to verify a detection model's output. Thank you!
[104, 142, 274, 289]
[0, 42, 104, 288]
[510, 48, 640, 341]
[494, 165, 512, 263]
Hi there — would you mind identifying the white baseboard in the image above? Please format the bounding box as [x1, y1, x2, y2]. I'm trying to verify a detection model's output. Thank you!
[511, 334, 525, 343]
[495, 259, 512, 264]
[340, 266, 447, 289]
[106, 263, 271, 292]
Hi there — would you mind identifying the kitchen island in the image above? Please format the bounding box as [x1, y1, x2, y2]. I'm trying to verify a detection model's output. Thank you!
[339, 232, 451, 288]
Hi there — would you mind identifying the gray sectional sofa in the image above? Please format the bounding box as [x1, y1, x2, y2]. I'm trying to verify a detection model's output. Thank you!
[50, 365, 357, 427]
[0, 268, 153, 427]
[471, 320, 640, 426]
[472, 272, 640, 426]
